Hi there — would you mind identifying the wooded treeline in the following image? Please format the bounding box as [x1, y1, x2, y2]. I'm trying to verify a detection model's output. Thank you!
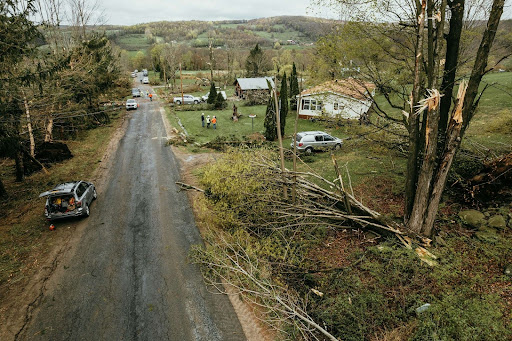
[0, 0, 128, 199]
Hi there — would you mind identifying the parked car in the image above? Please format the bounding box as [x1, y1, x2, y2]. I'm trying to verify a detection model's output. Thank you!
[142, 69, 148, 76]
[173, 94, 201, 105]
[134, 69, 138, 73]
[291, 131, 343, 154]
[201, 90, 227, 102]
[39, 181, 97, 221]
[131, 72, 136, 77]
[132, 88, 141, 97]
[142, 77, 149, 84]
[126, 99, 138, 110]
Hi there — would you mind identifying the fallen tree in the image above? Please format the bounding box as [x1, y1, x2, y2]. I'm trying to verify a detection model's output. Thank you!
[187, 149, 437, 340]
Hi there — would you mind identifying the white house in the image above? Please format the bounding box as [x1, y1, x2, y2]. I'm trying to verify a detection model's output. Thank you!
[297, 79, 375, 120]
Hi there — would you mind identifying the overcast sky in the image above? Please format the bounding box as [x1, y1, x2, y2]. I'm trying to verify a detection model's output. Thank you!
[99, 0, 336, 26]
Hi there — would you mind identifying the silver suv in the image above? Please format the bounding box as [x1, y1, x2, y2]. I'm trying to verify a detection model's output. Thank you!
[39, 181, 97, 221]
[291, 131, 342, 154]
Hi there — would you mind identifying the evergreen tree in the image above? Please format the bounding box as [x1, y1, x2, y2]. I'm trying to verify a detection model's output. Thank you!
[214, 92, 226, 109]
[245, 44, 269, 77]
[207, 82, 217, 104]
[279, 72, 288, 136]
[263, 95, 277, 141]
[289, 63, 300, 110]
[289, 63, 299, 98]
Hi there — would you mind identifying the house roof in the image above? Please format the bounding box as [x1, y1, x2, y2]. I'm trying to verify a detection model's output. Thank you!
[235, 77, 275, 90]
[301, 79, 375, 101]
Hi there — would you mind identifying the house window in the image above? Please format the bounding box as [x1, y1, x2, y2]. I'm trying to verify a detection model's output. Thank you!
[334, 102, 339, 110]
[302, 99, 310, 110]
[316, 101, 322, 110]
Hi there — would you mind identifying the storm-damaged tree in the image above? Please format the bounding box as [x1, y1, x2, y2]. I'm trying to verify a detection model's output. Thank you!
[316, 0, 508, 237]
[0, 0, 41, 197]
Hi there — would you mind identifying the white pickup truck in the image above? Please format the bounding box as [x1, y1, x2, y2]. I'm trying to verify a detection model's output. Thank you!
[173, 94, 201, 105]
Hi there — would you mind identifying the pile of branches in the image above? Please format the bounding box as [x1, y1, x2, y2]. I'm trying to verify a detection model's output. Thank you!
[186, 150, 435, 340]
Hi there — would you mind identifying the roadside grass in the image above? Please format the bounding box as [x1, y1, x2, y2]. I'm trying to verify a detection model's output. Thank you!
[0, 111, 126, 291]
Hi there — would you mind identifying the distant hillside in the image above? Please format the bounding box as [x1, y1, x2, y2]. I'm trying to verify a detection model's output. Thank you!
[110, 16, 339, 49]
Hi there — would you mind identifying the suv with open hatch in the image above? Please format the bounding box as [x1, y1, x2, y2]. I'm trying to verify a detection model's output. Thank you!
[39, 181, 97, 221]
[291, 131, 342, 154]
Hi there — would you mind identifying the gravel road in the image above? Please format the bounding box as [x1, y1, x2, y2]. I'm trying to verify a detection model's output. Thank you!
[18, 89, 246, 340]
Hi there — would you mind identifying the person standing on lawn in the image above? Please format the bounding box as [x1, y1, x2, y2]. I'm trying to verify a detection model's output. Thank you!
[206, 115, 211, 129]
[201, 113, 205, 127]
[212, 116, 217, 129]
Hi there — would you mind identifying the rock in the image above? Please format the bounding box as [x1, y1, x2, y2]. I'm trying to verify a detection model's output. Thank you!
[488, 215, 507, 230]
[484, 211, 491, 217]
[505, 264, 512, 277]
[475, 227, 498, 243]
[459, 210, 485, 228]
[416, 303, 431, 314]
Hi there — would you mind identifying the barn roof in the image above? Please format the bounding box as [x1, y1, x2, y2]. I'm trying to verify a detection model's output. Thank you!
[301, 78, 375, 101]
[235, 77, 275, 90]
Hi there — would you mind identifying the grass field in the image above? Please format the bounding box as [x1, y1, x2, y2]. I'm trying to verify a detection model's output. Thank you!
[115, 34, 151, 51]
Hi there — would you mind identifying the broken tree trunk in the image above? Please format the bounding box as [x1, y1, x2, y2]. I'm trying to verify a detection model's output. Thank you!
[332, 154, 352, 215]
[23, 93, 35, 157]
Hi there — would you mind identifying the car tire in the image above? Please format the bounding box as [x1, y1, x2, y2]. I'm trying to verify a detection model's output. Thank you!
[305, 147, 313, 155]
[175, 100, 181, 105]
[194, 100, 199, 104]
[84, 204, 90, 217]
[93, 188, 97, 200]
[334, 144, 341, 150]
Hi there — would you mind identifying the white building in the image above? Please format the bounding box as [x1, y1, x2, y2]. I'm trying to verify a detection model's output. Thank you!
[298, 79, 375, 120]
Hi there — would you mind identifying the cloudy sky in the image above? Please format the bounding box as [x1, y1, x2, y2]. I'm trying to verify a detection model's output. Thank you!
[99, 0, 336, 25]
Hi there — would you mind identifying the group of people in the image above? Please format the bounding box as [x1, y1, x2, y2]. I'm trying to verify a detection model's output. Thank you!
[201, 113, 217, 129]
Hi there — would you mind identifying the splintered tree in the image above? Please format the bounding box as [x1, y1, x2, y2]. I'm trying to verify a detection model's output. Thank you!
[317, 0, 507, 237]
